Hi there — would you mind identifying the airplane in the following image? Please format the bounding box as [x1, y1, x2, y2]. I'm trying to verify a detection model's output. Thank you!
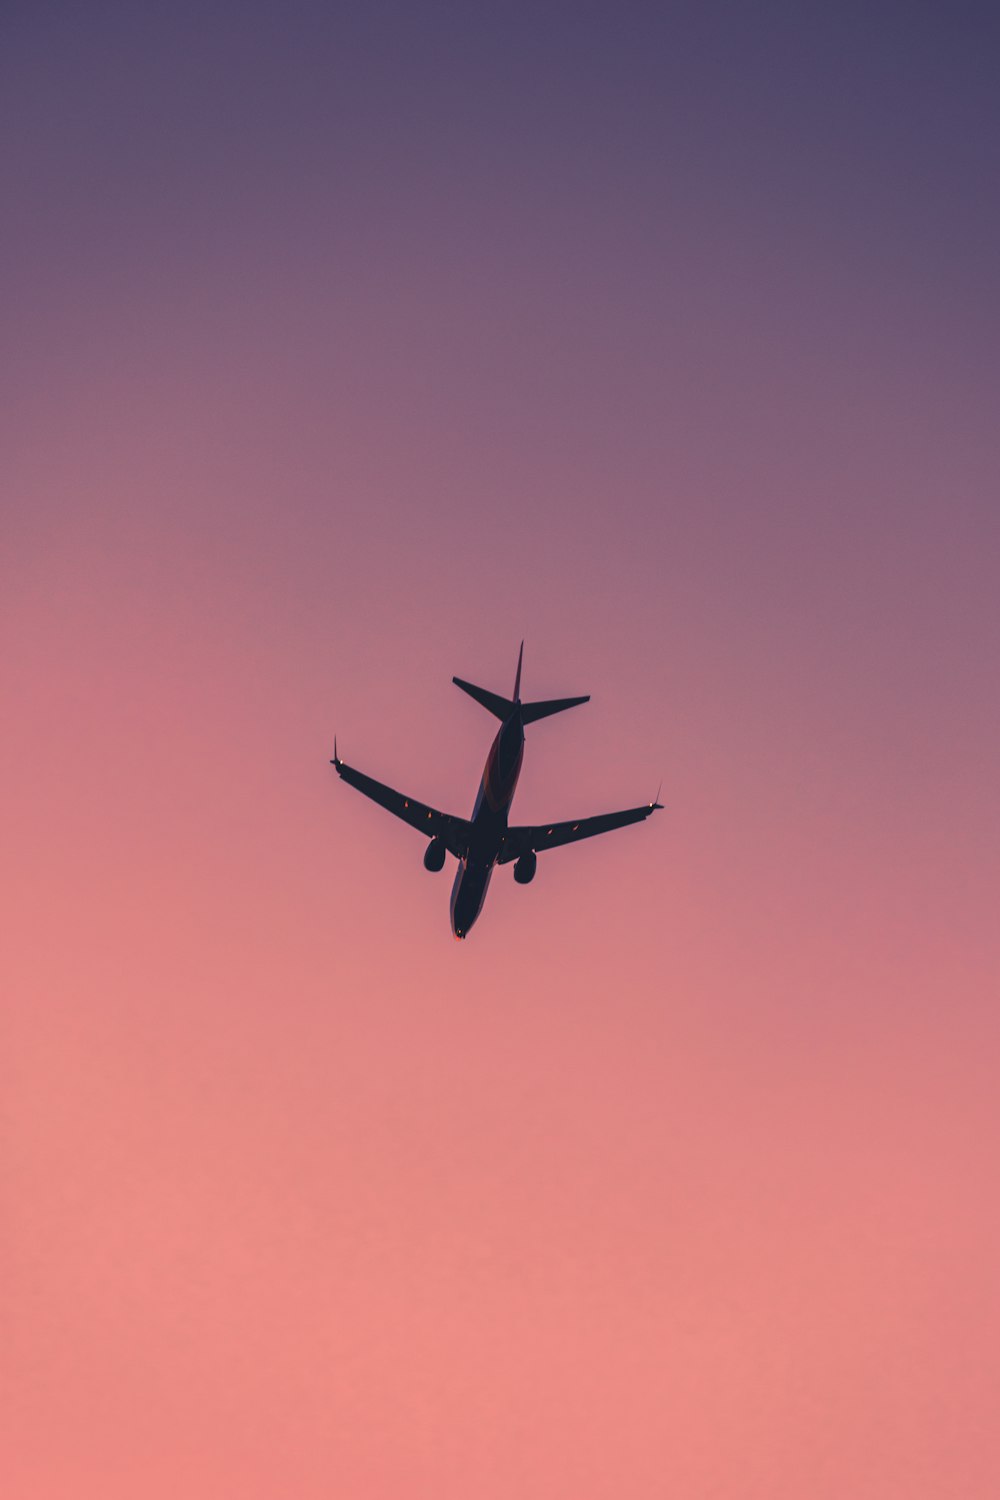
[331, 644, 662, 939]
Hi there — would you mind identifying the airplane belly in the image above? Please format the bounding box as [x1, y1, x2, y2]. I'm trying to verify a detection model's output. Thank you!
[449, 859, 494, 939]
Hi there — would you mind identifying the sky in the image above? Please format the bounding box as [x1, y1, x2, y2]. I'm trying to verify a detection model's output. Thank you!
[3, 2, 999, 1495]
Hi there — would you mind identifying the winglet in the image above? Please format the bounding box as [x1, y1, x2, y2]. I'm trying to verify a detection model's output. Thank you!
[650, 780, 663, 810]
[331, 736, 341, 770]
[513, 640, 524, 703]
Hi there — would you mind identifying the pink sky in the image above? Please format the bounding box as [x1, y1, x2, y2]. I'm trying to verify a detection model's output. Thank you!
[4, 4, 999, 1496]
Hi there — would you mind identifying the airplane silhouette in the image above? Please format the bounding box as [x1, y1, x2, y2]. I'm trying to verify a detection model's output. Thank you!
[331, 644, 662, 939]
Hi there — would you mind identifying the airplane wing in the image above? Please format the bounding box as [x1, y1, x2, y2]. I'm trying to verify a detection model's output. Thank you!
[331, 746, 471, 858]
[498, 799, 662, 863]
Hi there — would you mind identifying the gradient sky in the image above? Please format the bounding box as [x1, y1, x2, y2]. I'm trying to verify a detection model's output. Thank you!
[3, 3, 999, 1496]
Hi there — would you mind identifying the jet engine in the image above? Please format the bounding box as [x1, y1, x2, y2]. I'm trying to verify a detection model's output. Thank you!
[513, 851, 537, 885]
[423, 837, 446, 872]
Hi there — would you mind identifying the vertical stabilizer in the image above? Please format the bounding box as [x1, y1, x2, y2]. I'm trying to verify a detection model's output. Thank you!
[513, 641, 524, 703]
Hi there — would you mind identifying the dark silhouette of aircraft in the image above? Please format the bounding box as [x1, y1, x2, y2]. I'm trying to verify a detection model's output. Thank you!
[331, 644, 662, 939]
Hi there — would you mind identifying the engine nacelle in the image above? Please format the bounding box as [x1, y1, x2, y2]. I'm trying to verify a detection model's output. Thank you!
[513, 851, 537, 885]
[423, 837, 446, 872]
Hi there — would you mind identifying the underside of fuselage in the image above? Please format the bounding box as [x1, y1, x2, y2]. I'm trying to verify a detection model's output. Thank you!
[449, 857, 493, 939]
[451, 711, 523, 938]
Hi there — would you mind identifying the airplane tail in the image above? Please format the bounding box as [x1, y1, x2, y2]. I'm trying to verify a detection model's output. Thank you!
[453, 642, 590, 724]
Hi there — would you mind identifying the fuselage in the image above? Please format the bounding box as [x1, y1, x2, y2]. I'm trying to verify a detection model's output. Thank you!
[450, 708, 524, 939]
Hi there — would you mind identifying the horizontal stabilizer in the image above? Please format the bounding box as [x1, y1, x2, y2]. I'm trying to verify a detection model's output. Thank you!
[452, 677, 514, 721]
[520, 694, 590, 724]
